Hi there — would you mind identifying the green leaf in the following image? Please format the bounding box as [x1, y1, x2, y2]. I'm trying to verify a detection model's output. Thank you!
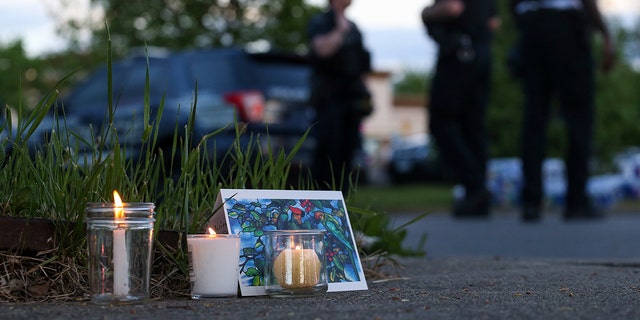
[245, 267, 260, 277]
[243, 247, 258, 257]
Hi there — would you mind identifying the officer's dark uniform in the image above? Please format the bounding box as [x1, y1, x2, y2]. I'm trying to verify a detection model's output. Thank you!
[307, 9, 371, 192]
[425, 0, 497, 217]
[511, 0, 598, 220]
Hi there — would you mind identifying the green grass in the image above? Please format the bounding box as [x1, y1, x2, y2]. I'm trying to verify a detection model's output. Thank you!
[352, 183, 455, 214]
[353, 182, 640, 214]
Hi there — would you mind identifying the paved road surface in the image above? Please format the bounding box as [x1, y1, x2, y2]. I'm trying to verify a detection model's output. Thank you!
[4, 256, 640, 320]
[3, 211, 640, 319]
[392, 210, 640, 260]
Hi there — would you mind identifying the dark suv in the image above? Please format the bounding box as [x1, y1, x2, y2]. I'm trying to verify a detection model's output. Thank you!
[59, 47, 315, 171]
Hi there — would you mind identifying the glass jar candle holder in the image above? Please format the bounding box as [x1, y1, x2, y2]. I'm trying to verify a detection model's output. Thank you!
[85, 202, 155, 304]
[264, 230, 328, 297]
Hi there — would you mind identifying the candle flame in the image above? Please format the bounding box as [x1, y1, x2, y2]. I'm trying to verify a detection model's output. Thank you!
[295, 245, 301, 250]
[113, 190, 124, 219]
[208, 227, 217, 237]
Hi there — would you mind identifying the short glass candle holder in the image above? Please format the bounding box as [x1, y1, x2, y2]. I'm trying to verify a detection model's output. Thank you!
[264, 230, 328, 297]
[85, 202, 155, 304]
[187, 233, 241, 299]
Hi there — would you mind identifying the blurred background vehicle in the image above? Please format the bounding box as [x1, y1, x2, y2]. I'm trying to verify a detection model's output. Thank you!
[53, 47, 316, 175]
[385, 133, 449, 184]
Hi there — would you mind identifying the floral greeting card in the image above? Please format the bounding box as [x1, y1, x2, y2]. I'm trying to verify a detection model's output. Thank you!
[208, 189, 368, 296]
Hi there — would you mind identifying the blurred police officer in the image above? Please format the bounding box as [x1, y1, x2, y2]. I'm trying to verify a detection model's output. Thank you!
[422, 0, 500, 218]
[511, 0, 615, 222]
[307, 0, 372, 193]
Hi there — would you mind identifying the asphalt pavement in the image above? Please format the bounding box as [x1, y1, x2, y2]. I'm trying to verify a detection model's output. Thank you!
[3, 210, 640, 319]
[394, 210, 640, 260]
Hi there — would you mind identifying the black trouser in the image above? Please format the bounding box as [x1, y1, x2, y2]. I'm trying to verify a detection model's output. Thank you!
[517, 9, 595, 210]
[311, 94, 361, 192]
[429, 44, 492, 198]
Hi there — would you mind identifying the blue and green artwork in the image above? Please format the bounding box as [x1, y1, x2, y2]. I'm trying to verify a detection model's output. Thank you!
[223, 197, 363, 288]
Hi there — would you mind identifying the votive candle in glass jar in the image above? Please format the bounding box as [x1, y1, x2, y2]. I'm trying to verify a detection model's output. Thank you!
[264, 230, 327, 297]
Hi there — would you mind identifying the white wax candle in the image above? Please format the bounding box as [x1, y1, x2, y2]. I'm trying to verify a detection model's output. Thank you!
[112, 191, 129, 297]
[113, 227, 129, 296]
[188, 234, 240, 297]
[273, 247, 321, 289]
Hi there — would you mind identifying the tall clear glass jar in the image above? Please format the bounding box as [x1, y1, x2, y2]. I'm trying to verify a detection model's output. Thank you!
[85, 202, 155, 304]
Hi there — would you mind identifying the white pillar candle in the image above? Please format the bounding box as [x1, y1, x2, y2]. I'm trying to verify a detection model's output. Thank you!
[188, 231, 240, 298]
[113, 227, 129, 296]
[112, 191, 129, 296]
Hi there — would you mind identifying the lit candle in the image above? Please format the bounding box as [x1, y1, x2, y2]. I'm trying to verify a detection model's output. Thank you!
[187, 229, 240, 298]
[112, 191, 129, 296]
[272, 245, 321, 289]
